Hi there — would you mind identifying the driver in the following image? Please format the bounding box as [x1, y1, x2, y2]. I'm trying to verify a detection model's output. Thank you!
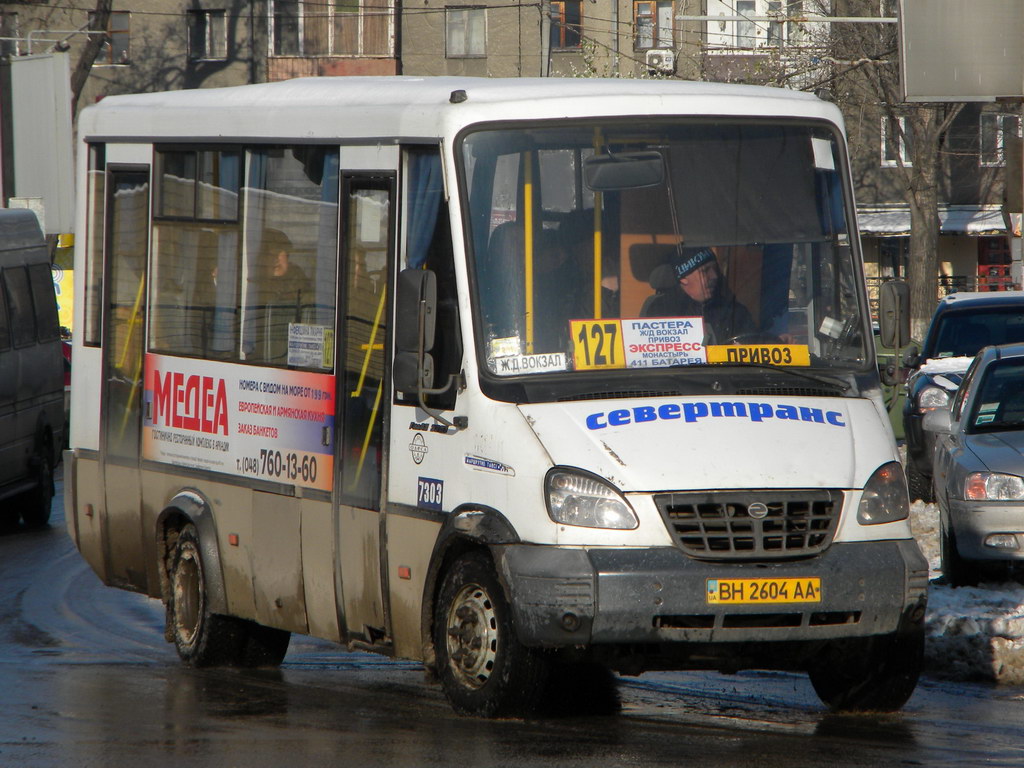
[641, 247, 755, 345]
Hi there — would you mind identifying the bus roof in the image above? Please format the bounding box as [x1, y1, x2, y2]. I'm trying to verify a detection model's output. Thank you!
[79, 76, 844, 144]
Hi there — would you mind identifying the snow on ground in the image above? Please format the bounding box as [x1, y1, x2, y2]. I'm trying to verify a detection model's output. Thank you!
[910, 500, 1024, 685]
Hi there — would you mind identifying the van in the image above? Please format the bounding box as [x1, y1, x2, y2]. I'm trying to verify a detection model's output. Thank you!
[0, 208, 64, 527]
[65, 77, 927, 716]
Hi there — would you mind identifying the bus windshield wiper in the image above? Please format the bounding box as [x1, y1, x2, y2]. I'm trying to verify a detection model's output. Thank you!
[701, 361, 851, 392]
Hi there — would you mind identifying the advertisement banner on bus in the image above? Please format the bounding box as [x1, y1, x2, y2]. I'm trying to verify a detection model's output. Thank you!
[141, 353, 335, 491]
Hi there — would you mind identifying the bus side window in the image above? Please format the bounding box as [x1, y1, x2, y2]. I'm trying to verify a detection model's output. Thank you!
[240, 146, 339, 369]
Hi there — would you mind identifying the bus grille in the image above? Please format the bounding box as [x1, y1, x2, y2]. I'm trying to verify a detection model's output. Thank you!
[654, 490, 840, 560]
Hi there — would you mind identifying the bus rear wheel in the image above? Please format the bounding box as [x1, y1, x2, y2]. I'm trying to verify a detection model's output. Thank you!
[169, 524, 291, 668]
[169, 523, 246, 666]
[434, 551, 548, 718]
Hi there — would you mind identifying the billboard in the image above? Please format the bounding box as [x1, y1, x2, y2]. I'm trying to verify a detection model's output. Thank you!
[899, 0, 1024, 102]
[8, 53, 74, 233]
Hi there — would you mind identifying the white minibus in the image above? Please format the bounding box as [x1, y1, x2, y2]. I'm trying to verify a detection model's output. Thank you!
[66, 76, 927, 716]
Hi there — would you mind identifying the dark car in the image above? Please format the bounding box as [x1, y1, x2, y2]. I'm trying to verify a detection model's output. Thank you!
[925, 343, 1024, 585]
[902, 291, 1024, 502]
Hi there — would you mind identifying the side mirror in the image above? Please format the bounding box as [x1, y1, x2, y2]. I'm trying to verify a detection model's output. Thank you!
[393, 267, 459, 429]
[394, 268, 437, 393]
[396, 268, 437, 354]
[922, 407, 953, 435]
[878, 280, 911, 349]
[878, 358, 900, 387]
[902, 346, 920, 369]
[394, 351, 435, 394]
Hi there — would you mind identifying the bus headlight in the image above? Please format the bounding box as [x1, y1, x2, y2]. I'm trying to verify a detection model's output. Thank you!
[857, 461, 910, 525]
[545, 468, 638, 530]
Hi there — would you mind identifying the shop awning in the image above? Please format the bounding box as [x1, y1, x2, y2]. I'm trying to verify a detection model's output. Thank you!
[857, 205, 1007, 236]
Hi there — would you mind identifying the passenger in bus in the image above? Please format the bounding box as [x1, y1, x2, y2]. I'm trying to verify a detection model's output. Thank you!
[641, 247, 755, 345]
[250, 228, 312, 364]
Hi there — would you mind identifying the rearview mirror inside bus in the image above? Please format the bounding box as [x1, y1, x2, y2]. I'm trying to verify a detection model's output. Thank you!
[583, 150, 665, 191]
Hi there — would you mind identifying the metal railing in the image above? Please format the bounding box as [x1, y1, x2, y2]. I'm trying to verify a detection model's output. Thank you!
[866, 270, 1017, 320]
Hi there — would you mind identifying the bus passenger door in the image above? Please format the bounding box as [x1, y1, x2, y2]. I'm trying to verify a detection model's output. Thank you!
[101, 167, 150, 590]
[337, 175, 393, 646]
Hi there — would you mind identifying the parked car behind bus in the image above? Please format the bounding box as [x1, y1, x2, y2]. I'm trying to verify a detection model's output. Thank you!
[926, 343, 1024, 586]
[0, 209, 65, 527]
[903, 291, 1024, 501]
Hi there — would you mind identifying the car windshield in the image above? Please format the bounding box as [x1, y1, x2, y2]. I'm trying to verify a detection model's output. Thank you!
[930, 309, 1024, 360]
[459, 119, 868, 382]
[968, 356, 1024, 433]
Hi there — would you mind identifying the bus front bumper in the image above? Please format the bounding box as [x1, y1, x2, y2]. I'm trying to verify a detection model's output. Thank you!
[495, 540, 928, 648]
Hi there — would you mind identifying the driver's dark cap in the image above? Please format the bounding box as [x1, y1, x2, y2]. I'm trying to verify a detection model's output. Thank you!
[674, 247, 716, 280]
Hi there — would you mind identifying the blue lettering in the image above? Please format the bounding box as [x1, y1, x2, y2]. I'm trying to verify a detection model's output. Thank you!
[658, 403, 681, 420]
[776, 405, 799, 420]
[634, 406, 657, 422]
[710, 402, 747, 418]
[608, 409, 631, 427]
[800, 407, 825, 423]
[583, 400, 848, 431]
[683, 402, 709, 423]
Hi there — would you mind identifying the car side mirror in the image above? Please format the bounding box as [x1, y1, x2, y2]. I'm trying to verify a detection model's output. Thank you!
[922, 407, 953, 435]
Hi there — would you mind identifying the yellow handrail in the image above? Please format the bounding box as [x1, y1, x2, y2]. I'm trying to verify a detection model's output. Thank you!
[116, 273, 146, 440]
[351, 286, 387, 399]
[524, 156, 535, 353]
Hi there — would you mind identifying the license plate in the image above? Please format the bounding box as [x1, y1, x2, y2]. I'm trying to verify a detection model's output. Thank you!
[706, 577, 821, 605]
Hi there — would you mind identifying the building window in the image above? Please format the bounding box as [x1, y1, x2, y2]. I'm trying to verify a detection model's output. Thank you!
[188, 10, 227, 61]
[707, 0, 804, 51]
[446, 7, 485, 57]
[0, 12, 20, 57]
[881, 115, 912, 167]
[270, 0, 393, 57]
[634, 0, 673, 50]
[786, 0, 804, 44]
[551, 0, 582, 49]
[735, 0, 755, 48]
[90, 10, 131, 65]
[980, 113, 1021, 167]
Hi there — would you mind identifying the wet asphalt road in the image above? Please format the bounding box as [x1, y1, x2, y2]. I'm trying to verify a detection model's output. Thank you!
[1, 467, 1023, 768]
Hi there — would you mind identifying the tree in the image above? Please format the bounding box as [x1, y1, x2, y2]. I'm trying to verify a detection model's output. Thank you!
[673, 1, 965, 340]
[825, 1, 963, 340]
[70, 0, 112, 116]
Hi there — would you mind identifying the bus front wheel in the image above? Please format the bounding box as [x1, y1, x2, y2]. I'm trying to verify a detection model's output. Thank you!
[808, 629, 924, 712]
[433, 551, 548, 717]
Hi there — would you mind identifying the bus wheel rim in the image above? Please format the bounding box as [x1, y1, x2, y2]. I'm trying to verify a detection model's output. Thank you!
[445, 583, 499, 690]
[174, 549, 202, 644]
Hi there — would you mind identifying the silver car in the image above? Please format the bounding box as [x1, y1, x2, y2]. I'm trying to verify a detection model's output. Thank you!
[926, 343, 1024, 586]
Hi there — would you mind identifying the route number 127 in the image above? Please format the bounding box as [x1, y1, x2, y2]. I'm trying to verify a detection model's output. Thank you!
[571, 320, 624, 370]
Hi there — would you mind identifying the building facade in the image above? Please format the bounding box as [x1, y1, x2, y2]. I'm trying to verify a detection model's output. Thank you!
[1, 1, 1018, 298]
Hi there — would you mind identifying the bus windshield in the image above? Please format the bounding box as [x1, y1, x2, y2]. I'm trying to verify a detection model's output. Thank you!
[459, 119, 868, 380]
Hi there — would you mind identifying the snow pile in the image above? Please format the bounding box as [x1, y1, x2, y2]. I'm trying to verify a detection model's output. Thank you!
[910, 500, 1024, 684]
